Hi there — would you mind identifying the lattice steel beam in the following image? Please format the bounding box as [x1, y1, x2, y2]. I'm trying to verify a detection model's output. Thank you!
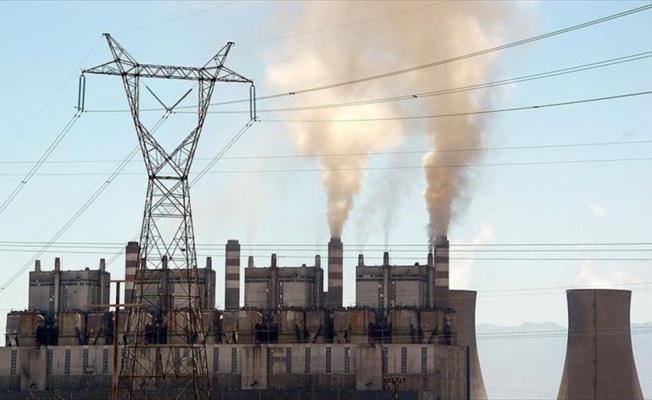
[84, 33, 253, 400]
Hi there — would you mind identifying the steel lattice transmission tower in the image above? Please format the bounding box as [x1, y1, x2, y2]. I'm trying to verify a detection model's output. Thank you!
[84, 33, 252, 399]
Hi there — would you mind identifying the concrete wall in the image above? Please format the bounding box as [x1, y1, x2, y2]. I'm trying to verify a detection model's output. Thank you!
[29, 267, 110, 314]
[557, 289, 644, 400]
[0, 343, 468, 398]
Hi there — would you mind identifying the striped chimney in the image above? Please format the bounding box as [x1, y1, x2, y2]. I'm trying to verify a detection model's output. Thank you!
[327, 237, 343, 309]
[124, 241, 139, 304]
[224, 240, 241, 310]
[433, 236, 449, 308]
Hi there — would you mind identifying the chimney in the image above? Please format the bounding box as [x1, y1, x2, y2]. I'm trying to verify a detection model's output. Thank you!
[34, 260, 41, 272]
[557, 289, 644, 400]
[53, 257, 61, 316]
[161, 256, 170, 313]
[205, 257, 215, 309]
[449, 290, 488, 400]
[99, 258, 107, 311]
[431, 236, 449, 308]
[124, 242, 140, 305]
[357, 254, 364, 267]
[271, 254, 277, 268]
[315, 255, 323, 307]
[224, 240, 241, 310]
[327, 237, 343, 309]
[247, 256, 254, 268]
[383, 251, 389, 266]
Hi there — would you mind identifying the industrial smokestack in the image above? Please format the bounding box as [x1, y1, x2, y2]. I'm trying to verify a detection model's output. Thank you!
[357, 254, 364, 267]
[54, 257, 61, 316]
[383, 251, 389, 266]
[225, 240, 241, 310]
[327, 237, 343, 309]
[432, 236, 449, 308]
[124, 241, 139, 304]
[449, 290, 488, 400]
[248, 256, 254, 268]
[557, 289, 643, 400]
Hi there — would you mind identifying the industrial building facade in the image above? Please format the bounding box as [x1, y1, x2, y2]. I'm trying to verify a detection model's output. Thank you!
[2, 237, 483, 399]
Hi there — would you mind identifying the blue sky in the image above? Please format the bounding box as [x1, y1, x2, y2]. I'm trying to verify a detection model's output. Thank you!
[0, 0, 651, 337]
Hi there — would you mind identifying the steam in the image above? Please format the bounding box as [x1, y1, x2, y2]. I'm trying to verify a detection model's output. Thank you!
[266, 1, 514, 238]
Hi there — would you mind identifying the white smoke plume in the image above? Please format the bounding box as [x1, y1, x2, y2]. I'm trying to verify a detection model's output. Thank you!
[266, 1, 515, 238]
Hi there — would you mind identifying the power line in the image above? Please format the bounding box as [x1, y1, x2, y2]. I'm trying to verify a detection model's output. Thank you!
[1, 240, 650, 248]
[0, 111, 82, 218]
[86, 49, 652, 115]
[239, 2, 447, 46]
[206, 3, 652, 106]
[114, 1, 237, 34]
[0, 37, 101, 160]
[261, 89, 652, 123]
[6, 156, 648, 177]
[0, 114, 170, 294]
[197, 50, 652, 114]
[2, 139, 650, 165]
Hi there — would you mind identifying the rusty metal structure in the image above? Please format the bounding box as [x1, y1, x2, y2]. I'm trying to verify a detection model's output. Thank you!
[83, 33, 253, 399]
[557, 289, 644, 400]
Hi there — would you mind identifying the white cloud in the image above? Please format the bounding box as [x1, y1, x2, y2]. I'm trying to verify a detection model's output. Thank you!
[584, 197, 607, 217]
[450, 224, 495, 289]
[572, 260, 645, 288]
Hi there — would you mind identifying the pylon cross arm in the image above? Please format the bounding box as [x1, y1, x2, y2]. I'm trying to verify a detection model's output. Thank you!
[83, 34, 252, 83]
[84, 62, 250, 82]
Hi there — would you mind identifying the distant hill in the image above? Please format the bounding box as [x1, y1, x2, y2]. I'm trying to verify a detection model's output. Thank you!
[476, 322, 652, 400]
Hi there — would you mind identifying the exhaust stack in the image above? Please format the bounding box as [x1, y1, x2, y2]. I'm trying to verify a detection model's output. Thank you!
[327, 237, 343, 309]
[124, 241, 139, 304]
[557, 289, 643, 400]
[225, 240, 241, 310]
[429, 236, 449, 308]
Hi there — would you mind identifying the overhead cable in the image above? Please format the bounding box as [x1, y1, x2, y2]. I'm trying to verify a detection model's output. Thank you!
[261, 89, 652, 123]
[0, 114, 171, 294]
[207, 3, 652, 107]
[0, 111, 82, 219]
[198, 50, 652, 114]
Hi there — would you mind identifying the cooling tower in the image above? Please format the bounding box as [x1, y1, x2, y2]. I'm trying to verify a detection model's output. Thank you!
[449, 290, 488, 400]
[557, 289, 643, 400]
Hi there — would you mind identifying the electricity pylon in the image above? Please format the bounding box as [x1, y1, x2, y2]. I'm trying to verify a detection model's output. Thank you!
[84, 33, 253, 399]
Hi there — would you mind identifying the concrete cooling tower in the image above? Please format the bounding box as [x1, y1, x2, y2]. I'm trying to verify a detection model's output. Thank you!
[449, 290, 488, 400]
[557, 289, 643, 400]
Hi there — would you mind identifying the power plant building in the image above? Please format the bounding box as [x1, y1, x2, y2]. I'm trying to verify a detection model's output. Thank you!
[2, 236, 490, 399]
[123, 241, 216, 311]
[356, 236, 449, 309]
[244, 254, 324, 309]
[28, 258, 110, 314]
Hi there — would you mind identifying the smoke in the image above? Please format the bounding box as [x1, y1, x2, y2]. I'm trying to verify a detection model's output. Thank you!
[266, 1, 515, 238]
